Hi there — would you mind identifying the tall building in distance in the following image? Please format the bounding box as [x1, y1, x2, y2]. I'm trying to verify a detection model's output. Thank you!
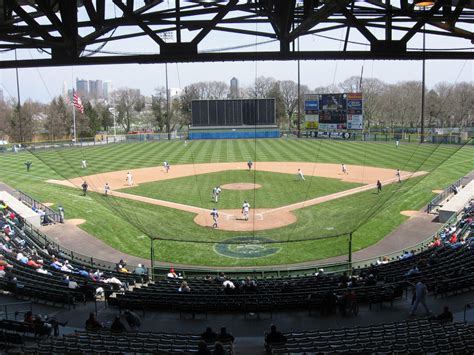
[76, 79, 88, 96]
[229, 77, 239, 98]
[88, 80, 103, 99]
[103, 80, 113, 101]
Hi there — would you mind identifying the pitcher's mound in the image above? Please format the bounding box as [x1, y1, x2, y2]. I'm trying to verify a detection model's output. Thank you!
[221, 183, 262, 191]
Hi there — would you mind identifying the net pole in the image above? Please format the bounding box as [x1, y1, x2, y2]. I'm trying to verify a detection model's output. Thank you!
[150, 238, 155, 282]
[348, 232, 353, 275]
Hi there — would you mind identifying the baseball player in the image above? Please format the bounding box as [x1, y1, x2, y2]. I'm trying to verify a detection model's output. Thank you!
[104, 182, 111, 196]
[214, 186, 222, 203]
[242, 200, 250, 221]
[81, 159, 87, 169]
[24, 161, 32, 172]
[342, 163, 348, 174]
[377, 180, 382, 193]
[184, 140, 187, 147]
[396, 169, 401, 183]
[126, 172, 133, 186]
[396, 140, 400, 149]
[210, 208, 219, 228]
[163, 161, 170, 173]
[81, 181, 88, 196]
[297, 169, 305, 181]
[247, 160, 253, 171]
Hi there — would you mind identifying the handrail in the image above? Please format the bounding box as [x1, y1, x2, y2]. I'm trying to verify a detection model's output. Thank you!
[427, 173, 474, 214]
[0, 301, 32, 320]
[17, 190, 61, 223]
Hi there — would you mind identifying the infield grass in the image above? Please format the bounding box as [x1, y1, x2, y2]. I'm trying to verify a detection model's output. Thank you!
[0, 138, 471, 266]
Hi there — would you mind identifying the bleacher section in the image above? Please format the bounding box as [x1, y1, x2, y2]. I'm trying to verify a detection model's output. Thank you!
[22, 330, 234, 354]
[439, 180, 474, 222]
[266, 319, 474, 354]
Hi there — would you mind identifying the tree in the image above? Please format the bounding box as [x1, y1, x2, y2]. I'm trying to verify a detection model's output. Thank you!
[360, 78, 385, 131]
[113, 88, 143, 132]
[7, 99, 43, 143]
[249, 76, 277, 99]
[46, 96, 71, 140]
[152, 87, 167, 132]
[279, 80, 299, 129]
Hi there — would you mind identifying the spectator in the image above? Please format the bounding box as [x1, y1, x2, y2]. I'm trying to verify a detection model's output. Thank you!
[68, 278, 79, 289]
[167, 267, 181, 279]
[410, 280, 431, 316]
[217, 327, 234, 343]
[405, 265, 420, 277]
[400, 250, 413, 260]
[265, 324, 287, 346]
[197, 340, 211, 355]
[178, 281, 190, 293]
[376, 256, 389, 265]
[117, 264, 130, 273]
[315, 268, 326, 278]
[85, 312, 103, 331]
[201, 326, 218, 343]
[437, 306, 453, 323]
[204, 274, 214, 283]
[213, 342, 228, 355]
[430, 237, 441, 248]
[110, 316, 126, 333]
[133, 263, 147, 275]
[216, 272, 226, 283]
[242, 276, 257, 292]
[449, 233, 457, 244]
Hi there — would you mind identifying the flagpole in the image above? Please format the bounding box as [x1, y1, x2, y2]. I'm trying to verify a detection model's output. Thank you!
[72, 94, 77, 143]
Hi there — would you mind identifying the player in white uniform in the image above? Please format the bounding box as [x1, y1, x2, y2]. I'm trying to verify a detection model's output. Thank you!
[396, 169, 401, 183]
[210, 208, 219, 228]
[163, 161, 170, 173]
[214, 186, 222, 203]
[297, 169, 305, 181]
[342, 163, 348, 174]
[126, 172, 133, 186]
[81, 159, 87, 169]
[396, 140, 400, 148]
[242, 200, 250, 221]
[104, 182, 111, 196]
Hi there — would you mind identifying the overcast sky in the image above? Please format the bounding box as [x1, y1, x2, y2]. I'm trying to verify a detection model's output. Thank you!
[0, 3, 471, 103]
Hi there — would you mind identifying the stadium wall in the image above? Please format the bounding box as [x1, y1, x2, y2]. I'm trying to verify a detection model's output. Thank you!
[188, 127, 280, 140]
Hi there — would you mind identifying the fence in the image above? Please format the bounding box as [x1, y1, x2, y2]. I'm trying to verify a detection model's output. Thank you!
[427, 174, 474, 214]
[17, 190, 61, 223]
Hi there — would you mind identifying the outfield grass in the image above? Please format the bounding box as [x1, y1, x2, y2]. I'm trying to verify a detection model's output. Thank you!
[0, 138, 471, 266]
[122, 170, 362, 209]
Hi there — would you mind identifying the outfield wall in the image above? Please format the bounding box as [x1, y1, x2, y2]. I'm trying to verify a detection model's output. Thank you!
[188, 127, 280, 140]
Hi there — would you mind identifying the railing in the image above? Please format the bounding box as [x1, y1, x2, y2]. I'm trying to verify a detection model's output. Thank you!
[0, 301, 32, 320]
[17, 190, 61, 223]
[463, 303, 474, 323]
[427, 174, 474, 214]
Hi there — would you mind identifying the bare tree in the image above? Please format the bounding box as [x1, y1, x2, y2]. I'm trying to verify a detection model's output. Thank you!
[46, 96, 71, 140]
[113, 88, 143, 132]
[7, 99, 44, 143]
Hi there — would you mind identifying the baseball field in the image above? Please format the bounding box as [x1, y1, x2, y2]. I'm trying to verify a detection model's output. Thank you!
[1, 138, 472, 267]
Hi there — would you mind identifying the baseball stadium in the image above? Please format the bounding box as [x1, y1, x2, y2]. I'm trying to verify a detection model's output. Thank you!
[0, 1, 473, 354]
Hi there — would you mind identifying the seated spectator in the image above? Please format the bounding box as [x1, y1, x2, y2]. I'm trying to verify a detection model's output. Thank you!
[68, 278, 79, 289]
[24, 311, 35, 324]
[213, 341, 228, 355]
[50, 259, 63, 270]
[178, 281, 190, 293]
[197, 340, 211, 355]
[217, 327, 234, 343]
[437, 306, 453, 323]
[167, 267, 181, 279]
[35, 266, 51, 276]
[0, 255, 12, 278]
[27, 258, 41, 269]
[85, 312, 103, 331]
[265, 324, 287, 346]
[399, 250, 413, 260]
[117, 264, 130, 273]
[222, 280, 235, 294]
[430, 236, 441, 248]
[204, 274, 214, 283]
[216, 272, 226, 283]
[16, 252, 28, 265]
[77, 267, 90, 278]
[201, 326, 218, 343]
[449, 233, 457, 244]
[133, 263, 147, 275]
[110, 316, 126, 333]
[315, 268, 326, 278]
[376, 256, 389, 265]
[405, 265, 420, 277]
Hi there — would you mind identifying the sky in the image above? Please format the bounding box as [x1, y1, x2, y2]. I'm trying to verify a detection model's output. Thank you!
[0, 2, 472, 103]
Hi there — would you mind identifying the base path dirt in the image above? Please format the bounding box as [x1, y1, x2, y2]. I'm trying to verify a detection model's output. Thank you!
[48, 162, 427, 232]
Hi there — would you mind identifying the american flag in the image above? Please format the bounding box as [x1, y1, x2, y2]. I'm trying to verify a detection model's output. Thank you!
[73, 91, 84, 114]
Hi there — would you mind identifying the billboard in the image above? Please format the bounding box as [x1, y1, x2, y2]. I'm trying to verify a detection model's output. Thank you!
[304, 93, 363, 130]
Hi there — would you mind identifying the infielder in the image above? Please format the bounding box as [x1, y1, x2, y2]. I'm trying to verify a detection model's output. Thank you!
[210, 208, 219, 228]
[247, 160, 253, 171]
[163, 161, 170, 173]
[126, 172, 133, 186]
[297, 169, 305, 181]
[377, 180, 382, 193]
[81, 159, 87, 169]
[81, 181, 88, 196]
[396, 169, 401, 183]
[396, 140, 400, 148]
[242, 200, 250, 221]
[214, 186, 222, 203]
[104, 182, 111, 196]
[342, 163, 348, 174]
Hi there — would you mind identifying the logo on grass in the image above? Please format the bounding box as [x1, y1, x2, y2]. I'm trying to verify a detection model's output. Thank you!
[214, 236, 280, 258]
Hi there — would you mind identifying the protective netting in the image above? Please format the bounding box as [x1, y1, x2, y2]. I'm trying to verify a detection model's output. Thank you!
[23, 136, 473, 247]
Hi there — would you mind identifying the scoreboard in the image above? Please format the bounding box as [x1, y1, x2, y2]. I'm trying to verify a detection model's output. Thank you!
[304, 93, 363, 130]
